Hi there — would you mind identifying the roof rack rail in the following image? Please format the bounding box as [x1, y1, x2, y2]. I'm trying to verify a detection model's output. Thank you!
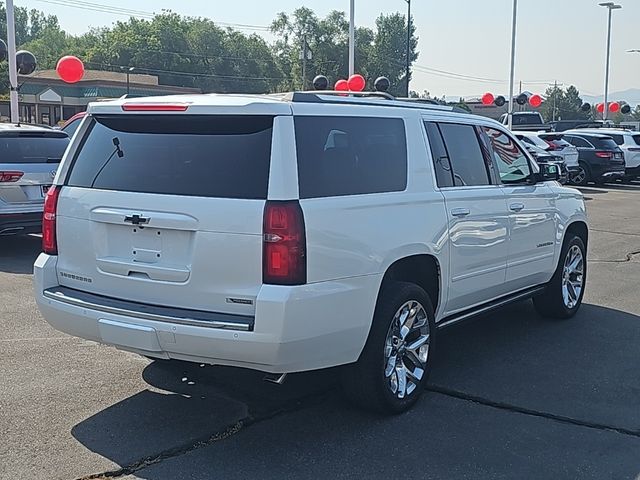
[395, 97, 440, 105]
[284, 91, 464, 113]
[289, 90, 396, 101]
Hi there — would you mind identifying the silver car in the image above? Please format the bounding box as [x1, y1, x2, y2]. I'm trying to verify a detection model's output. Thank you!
[0, 124, 69, 235]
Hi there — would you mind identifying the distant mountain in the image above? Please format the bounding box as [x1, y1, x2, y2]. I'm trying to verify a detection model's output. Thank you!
[581, 88, 640, 107]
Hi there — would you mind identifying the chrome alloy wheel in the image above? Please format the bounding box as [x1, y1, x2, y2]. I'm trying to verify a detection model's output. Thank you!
[562, 245, 584, 309]
[384, 300, 430, 399]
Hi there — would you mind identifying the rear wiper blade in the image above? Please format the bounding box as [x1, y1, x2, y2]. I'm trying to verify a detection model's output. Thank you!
[46, 157, 62, 163]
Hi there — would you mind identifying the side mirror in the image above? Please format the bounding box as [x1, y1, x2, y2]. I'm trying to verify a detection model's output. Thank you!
[537, 163, 560, 182]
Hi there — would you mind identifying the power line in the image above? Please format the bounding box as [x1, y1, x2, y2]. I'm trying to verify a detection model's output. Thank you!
[84, 61, 296, 82]
[33, 0, 272, 31]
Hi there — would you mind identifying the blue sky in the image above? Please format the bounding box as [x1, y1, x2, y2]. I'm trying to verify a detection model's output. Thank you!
[16, 0, 640, 99]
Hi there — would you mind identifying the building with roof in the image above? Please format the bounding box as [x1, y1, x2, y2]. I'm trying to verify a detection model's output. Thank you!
[0, 69, 200, 126]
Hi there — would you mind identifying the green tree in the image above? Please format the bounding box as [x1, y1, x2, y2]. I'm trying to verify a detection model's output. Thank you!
[271, 8, 418, 95]
[367, 12, 418, 96]
[541, 85, 589, 122]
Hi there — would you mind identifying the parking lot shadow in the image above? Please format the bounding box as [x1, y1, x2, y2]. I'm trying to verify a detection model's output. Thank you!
[70, 301, 640, 479]
[71, 360, 338, 475]
[0, 234, 41, 274]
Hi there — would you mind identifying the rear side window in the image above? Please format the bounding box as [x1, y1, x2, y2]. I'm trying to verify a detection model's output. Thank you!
[67, 115, 273, 199]
[437, 123, 490, 186]
[294, 116, 407, 198]
[0, 134, 69, 163]
[608, 134, 624, 145]
[633, 135, 640, 146]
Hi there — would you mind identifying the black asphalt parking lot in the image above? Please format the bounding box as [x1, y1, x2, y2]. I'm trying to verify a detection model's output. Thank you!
[2, 184, 640, 480]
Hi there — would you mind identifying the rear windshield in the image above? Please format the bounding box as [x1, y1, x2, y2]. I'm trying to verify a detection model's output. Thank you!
[589, 137, 619, 150]
[512, 113, 543, 125]
[66, 115, 273, 199]
[0, 134, 69, 163]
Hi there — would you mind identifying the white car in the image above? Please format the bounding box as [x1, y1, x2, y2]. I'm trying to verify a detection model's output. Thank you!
[565, 128, 640, 180]
[516, 131, 580, 180]
[34, 92, 588, 414]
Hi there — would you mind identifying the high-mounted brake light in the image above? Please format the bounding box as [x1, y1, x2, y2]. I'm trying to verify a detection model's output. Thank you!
[42, 186, 61, 255]
[263, 201, 306, 285]
[0, 171, 24, 182]
[121, 103, 189, 112]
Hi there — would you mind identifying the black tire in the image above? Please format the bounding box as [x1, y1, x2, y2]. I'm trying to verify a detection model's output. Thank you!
[341, 282, 436, 414]
[572, 162, 591, 186]
[533, 235, 586, 319]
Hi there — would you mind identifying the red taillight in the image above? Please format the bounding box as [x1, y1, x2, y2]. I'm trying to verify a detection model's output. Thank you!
[263, 201, 306, 285]
[121, 103, 189, 112]
[545, 141, 557, 151]
[42, 186, 61, 255]
[0, 171, 24, 182]
[595, 151, 613, 159]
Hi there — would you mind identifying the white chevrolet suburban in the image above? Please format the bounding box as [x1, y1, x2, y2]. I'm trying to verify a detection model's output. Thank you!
[34, 91, 588, 414]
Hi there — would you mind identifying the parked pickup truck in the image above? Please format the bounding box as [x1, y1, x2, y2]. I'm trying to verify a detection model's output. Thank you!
[499, 112, 553, 132]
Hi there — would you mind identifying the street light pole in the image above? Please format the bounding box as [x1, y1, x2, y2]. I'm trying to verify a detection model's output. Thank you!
[348, 0, 355, 76]
[507, 0, 518, 130]
[405, 0, 411, 97]
[122, 66, 134, 95]
[599, 2, 622, 122]
[5, 0, 19, 123]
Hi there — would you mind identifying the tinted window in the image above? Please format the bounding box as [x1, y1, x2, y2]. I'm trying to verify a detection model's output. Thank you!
[425, 122, 453, 187]
[484, 127, 531, 184]
[295, 116, 407, 198]
[438, 123, 490, 186]
[589, 137, 619, 150]
[0, 134, 69, 164]
[565, 136, 592, 148]
[633, 135, 640, 146]
[512, 113, 543, 125]
[67, 115, 273, 199]
[608, 134, 624, 145]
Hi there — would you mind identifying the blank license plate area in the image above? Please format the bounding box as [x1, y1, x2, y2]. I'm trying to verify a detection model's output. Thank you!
[94, 223, 194, 267]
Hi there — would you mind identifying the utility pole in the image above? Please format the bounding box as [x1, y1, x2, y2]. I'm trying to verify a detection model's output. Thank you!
[348, 0, 355, 76]
[405, 0, 411, 97]
[599, 2, 622, 121]
[300, 35, 311, 90]
[5, 0, 19, 123]
[507, 0, 518, 130]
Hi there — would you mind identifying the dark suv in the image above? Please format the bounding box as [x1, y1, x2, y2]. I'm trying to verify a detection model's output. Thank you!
[563, 133, 625, 185]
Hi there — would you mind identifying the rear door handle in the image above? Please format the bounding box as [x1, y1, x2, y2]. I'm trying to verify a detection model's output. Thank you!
[450, 208, 470, 217]
[509, 203, 525, 212]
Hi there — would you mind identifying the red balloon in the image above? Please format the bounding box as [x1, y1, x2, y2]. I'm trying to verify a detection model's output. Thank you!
[609, 101, 620, 113]
[596, 103, 605, 113]
[529, 94, 542, 108]
[56, 55, 84, 83]
[347, 74, 366, 92]
[335, 79, 349, 91]
[481, 93, 494, 105]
